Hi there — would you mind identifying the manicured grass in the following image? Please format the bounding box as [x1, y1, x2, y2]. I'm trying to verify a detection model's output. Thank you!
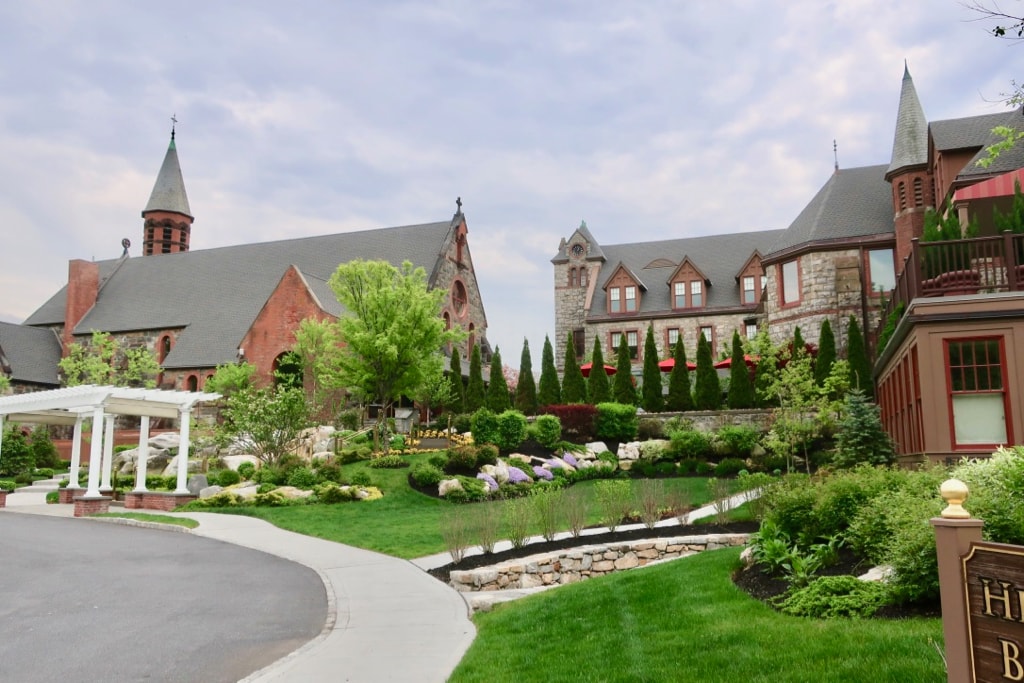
[450, 547, 944, 683]
[94, 512, 199, 529]
[219, 453, 728, 559]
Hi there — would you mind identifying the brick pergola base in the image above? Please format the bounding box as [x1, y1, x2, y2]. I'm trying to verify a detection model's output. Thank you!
[73, 496, 112, 517]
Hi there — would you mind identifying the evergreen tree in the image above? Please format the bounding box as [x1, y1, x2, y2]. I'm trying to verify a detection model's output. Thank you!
[537, 335, 561, 407]
[448, 348, 466, 414]
[694, 331, 721, 410]
[993, 180, 1024, 234]
[466, 343, 486, 412]
[727, 330, 755, 409]
[792, 326, 806, 357]
[514, 338, 538, 415]
[587, 336, 611, 405]
[832, 390, 895, 468]
[665, 337, 693, 411]
[814, 318, 837, 387]
[640, 325, 664, 412]
[486, 347, 511, 412]
[612, 334, 637, 405]
[561, 332, 588, 403]
[846, 315, 873, 396]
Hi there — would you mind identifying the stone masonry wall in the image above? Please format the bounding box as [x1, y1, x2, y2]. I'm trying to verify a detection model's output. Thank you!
[449, 533, 750, 592]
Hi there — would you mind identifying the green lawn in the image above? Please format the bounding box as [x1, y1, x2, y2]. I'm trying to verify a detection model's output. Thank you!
[450, 547, 945, 683]
[220, 453, 726, 559]
[94, 512, 199, 529]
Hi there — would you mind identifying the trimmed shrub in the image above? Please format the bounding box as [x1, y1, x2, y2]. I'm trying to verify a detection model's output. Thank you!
[494, 410, 528, 451]
[451, 413, 473, 435]
[237, 462, 256, 480]
[315, 483, 359, 504]
[714, 458, 746, 477]
[471, 408, 500, 446]
[428, 453, 448, 469]
[665, 429, 712, 460]
[0, 428, 32, 476]
[594, 402, 638, 441]
[286, 467, 318, 489]
[780, 575, 889, 619]
[218, 469, 241, 486]
[530, 414, 562, 449]
[0, 479, 16, 492]
[410, 462, 444, 488]
[350, 471, 372, 487]
[29, 427, 62, 470]
[475, 444, 499, 467]
[446, 445, 478, 472]
[46, 490, 60, 504]
[715, 425, 760, 458]
[314, 461, 343, 484]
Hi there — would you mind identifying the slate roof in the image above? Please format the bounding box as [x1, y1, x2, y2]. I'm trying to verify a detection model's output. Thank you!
[957, 108, 1024, 183]
[764, 165, 893, 259]
[551, 220, 606, 263]
[0, 322, 61, 386]
[887, 65, 929, 176]
[143, 136, 192, 218]
[24, 220, 456, 369]
[585, 230, 784, 320]
[930, 111, 1009, 153]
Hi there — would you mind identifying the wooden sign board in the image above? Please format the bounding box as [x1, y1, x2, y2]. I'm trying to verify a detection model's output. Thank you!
[963, 541, 1024, 681]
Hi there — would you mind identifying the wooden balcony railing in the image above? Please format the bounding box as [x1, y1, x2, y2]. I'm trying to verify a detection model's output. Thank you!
[876, 231, 1024, 353]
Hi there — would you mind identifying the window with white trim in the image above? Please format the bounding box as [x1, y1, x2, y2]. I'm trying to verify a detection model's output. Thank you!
[624, 285, 637, 312]
[609, 287, 621, 313]
[742, 275, 758, 304]
[690, 280, 703, 308]
[673, 282, 686, 308]
[668, 328, 680, 346]
[745, 322, 758, 340]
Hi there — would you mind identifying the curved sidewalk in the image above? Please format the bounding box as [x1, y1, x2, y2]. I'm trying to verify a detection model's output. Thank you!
[2, 494, 475, 683]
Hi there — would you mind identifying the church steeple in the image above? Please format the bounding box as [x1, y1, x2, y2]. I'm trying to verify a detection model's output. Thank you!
[886, 63, 928, 180]
[142, 121, 194, 256]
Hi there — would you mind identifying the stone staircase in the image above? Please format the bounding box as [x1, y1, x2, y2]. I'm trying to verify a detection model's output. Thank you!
[12, 474, 67, 494]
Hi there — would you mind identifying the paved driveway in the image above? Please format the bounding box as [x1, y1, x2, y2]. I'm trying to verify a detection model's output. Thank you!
[0, 514, 326, 683]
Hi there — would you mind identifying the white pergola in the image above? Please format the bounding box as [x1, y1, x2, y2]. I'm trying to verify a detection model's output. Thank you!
[0, 385, 220, 498]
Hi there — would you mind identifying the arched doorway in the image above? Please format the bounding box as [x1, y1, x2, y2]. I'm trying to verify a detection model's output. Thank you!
[273, 351, 303, 390]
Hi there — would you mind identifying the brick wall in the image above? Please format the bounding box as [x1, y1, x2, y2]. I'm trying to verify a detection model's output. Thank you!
[62, 260, 99, 352]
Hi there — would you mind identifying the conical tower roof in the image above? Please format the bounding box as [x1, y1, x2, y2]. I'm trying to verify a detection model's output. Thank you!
[886, 63, 928, 178]
[142, 132, 192, 218]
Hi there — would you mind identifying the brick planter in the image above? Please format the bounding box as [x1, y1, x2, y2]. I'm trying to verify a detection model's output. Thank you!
[73, 496, 112, 517]
[0, 490, 7, 508]
[58, 488, 83, 504]
[123, 491, 145, 509]
[141, 492, 198, 511]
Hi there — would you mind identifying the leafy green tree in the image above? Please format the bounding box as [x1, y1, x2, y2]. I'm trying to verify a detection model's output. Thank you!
[665, 337, 693, 411]
[328, 259, 463, 449]
[412, 361, 454, 425]
[291, 317, 345, 416]
[205, 362, 257, 397]
[537, 335, 561, 407]
[219, 387, 310, 466]
[448, 348, 466, 414]
[763, 350, 817, 473]
[727, 330, 755, 409]
[29, 426, 61, 469]
[466, 343, 486, 412]
[694, 331, 721, 410]
[587, 337, 611, 405]
[0, 374, 10, 394]
[59, 330, 160, 388]
[748, 329, 781, 408]
[486, 347, 511, 412]
[846, 315, 873, 396]
[994, 179, 1024, 233]
[640, 325, 663, 412]
[561, 333, 587, 404]
[612, 334, 637, 405]
[514, 339, 538, 415]
[832, 390, 895, 468]
[814, 318, 836, 387]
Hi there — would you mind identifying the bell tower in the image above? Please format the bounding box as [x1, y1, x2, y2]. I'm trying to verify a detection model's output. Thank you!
[142, 119, 194, 256]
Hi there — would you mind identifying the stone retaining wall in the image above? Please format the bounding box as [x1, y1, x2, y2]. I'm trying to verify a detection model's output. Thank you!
[449, 533, 750, 592]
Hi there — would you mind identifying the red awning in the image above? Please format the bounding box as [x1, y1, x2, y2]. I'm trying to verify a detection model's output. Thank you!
[579, 362, 616, 377]
[953, 168, 1024, 203]
[658, 358, 697, 372]
[713, 354, 758, 369]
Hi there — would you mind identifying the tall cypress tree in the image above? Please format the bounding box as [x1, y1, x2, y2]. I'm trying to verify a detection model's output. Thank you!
[612, 334, 637, 405]
[561, 332, 587, 403]
[537, 335, 561, 407]
[640, 325, 664, 412]
[793, 326, 806, 358]
[846, 315, 873, 397]
[587, 337, 611, 405]
[466, 343, 486, 412]
[486, 347, 511, 412]
[449, 348, 466, 414]
[727, 330, 755, 409]
[694, 331, 721, 410]
[666, 337, 693, 411]
[814, 318, 837, 387]
[514, 338, 538, 415]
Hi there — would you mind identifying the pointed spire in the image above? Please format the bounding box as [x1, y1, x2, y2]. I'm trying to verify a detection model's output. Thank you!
[886, 62, 929, 178]
[143, 127, 192, 219]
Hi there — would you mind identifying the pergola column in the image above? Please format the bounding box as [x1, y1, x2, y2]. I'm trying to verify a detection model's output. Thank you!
[99, 415, 115, 492]
[174, 405, 192, 494]
[68, 414, 84, 488]
[84, 406, 105, 498]
[134, 415, 150, 492]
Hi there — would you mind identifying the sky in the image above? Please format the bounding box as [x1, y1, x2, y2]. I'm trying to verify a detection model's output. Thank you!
[0, 1, 1019, 368]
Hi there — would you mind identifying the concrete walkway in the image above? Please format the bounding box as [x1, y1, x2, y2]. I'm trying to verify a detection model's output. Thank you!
[2, 491, 476, 683]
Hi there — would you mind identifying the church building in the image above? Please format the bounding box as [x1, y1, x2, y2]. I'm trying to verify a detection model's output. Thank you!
[4, 130, 491, 393]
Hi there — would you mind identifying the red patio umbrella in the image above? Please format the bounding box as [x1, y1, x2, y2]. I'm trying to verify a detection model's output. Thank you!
[658, 358, 697, 372]
[579, 362, 616, 377]
[713, 354, 759, 369]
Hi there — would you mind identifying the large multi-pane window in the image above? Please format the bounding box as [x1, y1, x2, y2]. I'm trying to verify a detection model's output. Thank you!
[947, 338, 1009, 447]
[611, 331, 639, 359]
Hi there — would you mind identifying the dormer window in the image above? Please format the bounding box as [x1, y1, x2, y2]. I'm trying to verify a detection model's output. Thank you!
[742, 275, 759, 304]
[690, 281, 702, 307]
[624, 286, 637, 312]
[672, 280, 705, 309]
[610, 287, 621, 312]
